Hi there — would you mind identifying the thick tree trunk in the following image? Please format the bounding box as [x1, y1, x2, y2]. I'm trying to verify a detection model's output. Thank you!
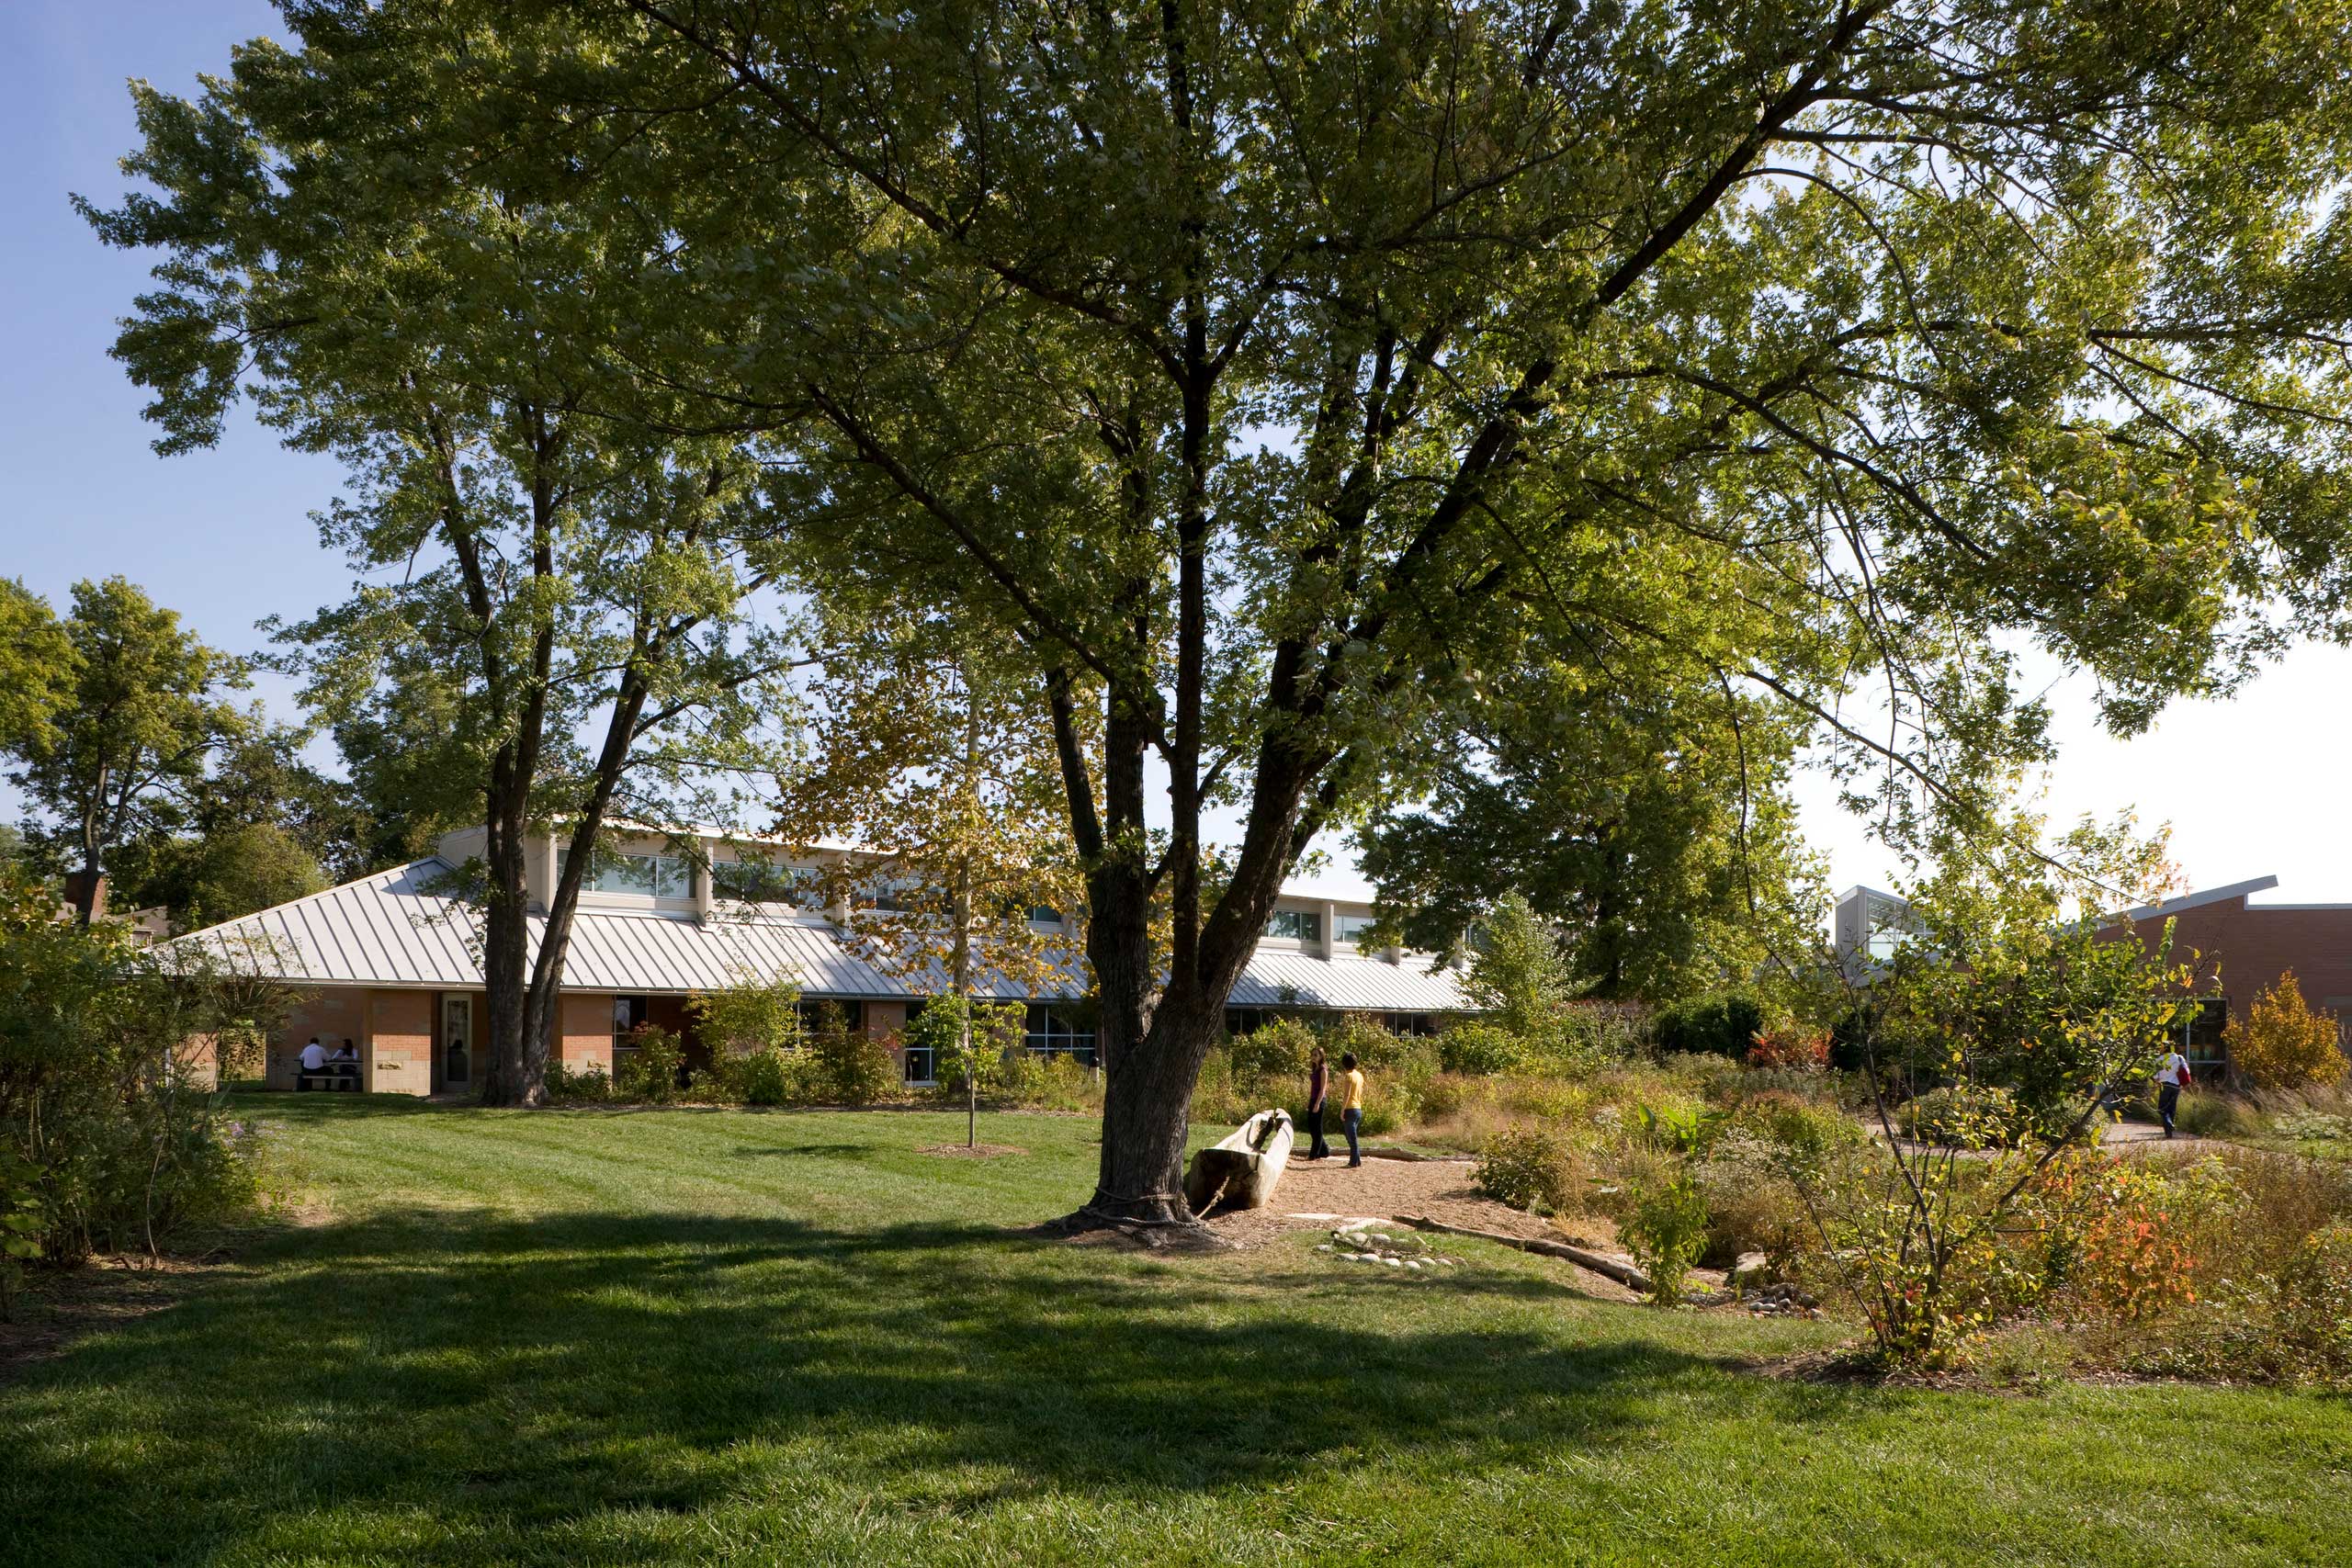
[475, 769, 537, 1106]
[1080, 992, 1224, 1229]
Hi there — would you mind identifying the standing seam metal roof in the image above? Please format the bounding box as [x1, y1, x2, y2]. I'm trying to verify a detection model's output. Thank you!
[174, 857, 1465, 1012]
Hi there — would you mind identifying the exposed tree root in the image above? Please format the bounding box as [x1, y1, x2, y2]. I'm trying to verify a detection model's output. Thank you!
[1030, 1195, 1231, 1252]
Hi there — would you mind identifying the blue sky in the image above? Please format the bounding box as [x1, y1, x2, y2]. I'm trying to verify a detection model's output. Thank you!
[4, 2, 345, 714]
[8, 3, 2350, 908]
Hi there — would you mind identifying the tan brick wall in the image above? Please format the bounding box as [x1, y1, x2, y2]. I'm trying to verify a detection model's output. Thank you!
[865, 999, 909, 1045]
[267, 989, 369, 1089]
[560, 992, 615, 1074]
[368, 989, 435, 1097]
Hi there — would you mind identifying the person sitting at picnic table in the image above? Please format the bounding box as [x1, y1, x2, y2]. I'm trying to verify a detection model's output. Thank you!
[330, 1038, 361, 1085]
[300, 1037, 326, 1073]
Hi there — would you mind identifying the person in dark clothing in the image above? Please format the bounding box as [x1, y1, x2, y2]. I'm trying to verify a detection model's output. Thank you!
[1305, 1045, 1331, 1160]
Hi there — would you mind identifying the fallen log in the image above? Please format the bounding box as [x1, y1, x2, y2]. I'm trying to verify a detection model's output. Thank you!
[1392, 1213, 1653, 1293]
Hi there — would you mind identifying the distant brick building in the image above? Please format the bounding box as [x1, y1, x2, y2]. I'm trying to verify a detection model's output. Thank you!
[1833, 875, 2352, 1079]
[2116, 876, 2352, 1077]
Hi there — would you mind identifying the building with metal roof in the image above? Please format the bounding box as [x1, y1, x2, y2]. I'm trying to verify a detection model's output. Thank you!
[183, 826, 1465, 1095]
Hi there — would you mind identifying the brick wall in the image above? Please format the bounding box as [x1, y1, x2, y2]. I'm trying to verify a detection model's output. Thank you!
[267, 989, 368, 1089]
[560, 992, 615, 1074]
[180, 1032, 220, 1089]
[368, 989, 435, 1096]
[2127, 898, 2352, 1053]
[865, 999, 908, 1044]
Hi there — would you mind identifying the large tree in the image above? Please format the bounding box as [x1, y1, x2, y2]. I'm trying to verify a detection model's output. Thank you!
[564, 0, 2352, 1234]
[7, 578, 251, 924]
[106, 1, 2352, 1230]
[84, 29, 814, 1104]
[1360, 661, 1819, 999]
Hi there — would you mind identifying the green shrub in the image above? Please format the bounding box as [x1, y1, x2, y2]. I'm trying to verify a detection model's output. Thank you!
[1655, 992, 1765, 1059]
[1438, 1021, 1522, 1075]
[1, 874, 288, 1269]
[1611, 1147, 1713, 1304]
[546, 1060, 615, 1102]
[1473, 1126, 1579, 1213]
[614, 1024, 685, 1102]
[808, 1005, 896, 1106]
[1228, 1017, 1318, 1081]
[686, 970, 804, 1059]
[735, 1048, 795, 1107]
[1327, 1014, 1435, 1075]
[0, 1144, 44, 1315]
[1012, 1053, 1102, 1112]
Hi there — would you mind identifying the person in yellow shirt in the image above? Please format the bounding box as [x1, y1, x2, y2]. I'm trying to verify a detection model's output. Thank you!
[1340, 1052, 1365, 1168]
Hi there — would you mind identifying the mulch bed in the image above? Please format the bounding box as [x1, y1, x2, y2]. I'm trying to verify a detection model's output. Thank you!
[918, 1142, 1027, 1158]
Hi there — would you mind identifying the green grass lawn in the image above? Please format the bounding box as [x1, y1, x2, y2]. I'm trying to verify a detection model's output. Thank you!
[5, 1097, 2348, 1566]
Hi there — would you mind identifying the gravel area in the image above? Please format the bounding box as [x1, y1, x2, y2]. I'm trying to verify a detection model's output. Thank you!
[1203, 1152, 1615, 1250]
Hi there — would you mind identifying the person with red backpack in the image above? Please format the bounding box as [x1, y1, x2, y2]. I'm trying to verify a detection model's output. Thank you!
[2154, 1046, 2194, 1138]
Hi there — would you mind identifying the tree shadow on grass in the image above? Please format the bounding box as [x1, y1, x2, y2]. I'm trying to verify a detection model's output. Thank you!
[0, 1206, 1858, 1564]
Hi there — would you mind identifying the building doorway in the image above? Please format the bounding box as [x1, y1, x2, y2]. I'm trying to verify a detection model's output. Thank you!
[442, 995, 473, 1091]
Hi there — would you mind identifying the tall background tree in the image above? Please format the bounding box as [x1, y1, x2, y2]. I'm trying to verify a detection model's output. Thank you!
[1362, 661, 1820, 999]
[7, 578, 250, 924]
[0, 581, 75, 762]
[85, 40, 816, 1103]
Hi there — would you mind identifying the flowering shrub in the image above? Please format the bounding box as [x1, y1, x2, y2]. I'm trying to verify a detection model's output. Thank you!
[1746, 1027, 1829, 1071]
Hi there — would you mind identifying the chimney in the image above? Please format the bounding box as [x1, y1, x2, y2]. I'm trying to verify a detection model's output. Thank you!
[64, 868, 108, 924]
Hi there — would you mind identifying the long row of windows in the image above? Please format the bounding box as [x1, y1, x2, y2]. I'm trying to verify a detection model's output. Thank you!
[563, 849, 695, 899]
[561, 852, 1376, 948]
[1223, 1009, 1439, 1037]
[561, 852, 1057, 919]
